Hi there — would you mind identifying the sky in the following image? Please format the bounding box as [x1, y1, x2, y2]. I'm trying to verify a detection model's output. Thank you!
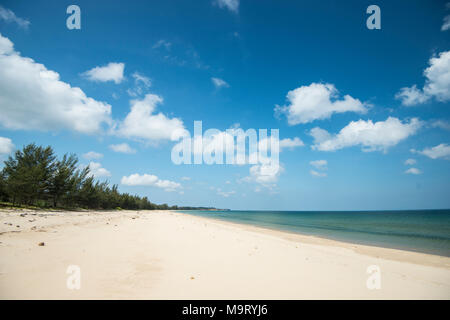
[0, 0, 449, 211]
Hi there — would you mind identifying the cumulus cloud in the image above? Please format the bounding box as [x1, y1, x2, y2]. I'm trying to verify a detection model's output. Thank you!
[82, 62, 125, 84]
[279, 137, 304, 149]
[0, 137, 14, 155]
[127, 72, 151, 97]
[132, 72, 151, 87]
[310, 170, 327, 177]
[83, 151, 103, 160]
[431, 119, 450, 131]
[87, 162, 111, 178]
[216, 188, 236, 198]
[310, 160, 327, 177]
[396, 51, 450, 105]
[405, 168, 422, 175]
[214, 0, 239, 13]
[121, 173, 181, 192]
[246, 162, 284, 186]
[310, 117, 422, 152]
[211, 77, 229, 89]
[109, 143, 136, 154]
[0, 6, 30, 29]
[310, 160, 327, 170]
[395, 85, 429, 106]
[404, 158, 416, 165]
[239, 152, 284, 190]
[275, 83, 367, 125]
[258, 136, 304, 153]
[442, 15, 450, 31]
[0, 33, 112, 134]
[412, 143, 450, 160]
[153, 39, 172, 50]
[115, 94, 186, 143]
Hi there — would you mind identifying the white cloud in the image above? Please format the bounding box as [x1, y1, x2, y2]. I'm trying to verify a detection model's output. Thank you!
[154, 179, 182, 192]
[310, 160, 327, 177]
[127, 72, 151, 97]
[87, 162, 111, 178]
[405, 168, 422, 175]
[216, 188, 236, 197]
[309, 127, 331, 145]
[0, 137, 14, 155]
[109, 143, 136, 154]
[82, 62, 125, 84]
[404, 158, 416, 165]
[132, 72, 151, 87]
[310, 117, 422, 152]
[153, 39, 172, 50]
[214, 0, 239, 13]
[442, 15, 450, 31]
[0, 33, 112, 134]
[279, 137, 305, 149]
[236, 143, 284, 189]
[275, 83, 367, 125]
[258, 136, 304, 152]
[0, 6, 30, 29]
[396, 51, 450, 105]
[310, 160, 327, 170]
[181, 176, 191, 181]
[244, 161, 284, 187]
[412, 143, 450, 160]
[431, 119, 450, 131]
[310, 170, 327, 177]
[121, 173, 181, 192]
[122, 173, 157, 185]
[115, 94, 186, 143]
[83, 151, 103, 160]
[0, 34, 13, 54]
[395, 85, 429, 106]
[211, 77, 229, 89]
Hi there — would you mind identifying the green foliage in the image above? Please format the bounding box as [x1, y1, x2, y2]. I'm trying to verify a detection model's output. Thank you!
[0, 170, 8, 201]
[0, 143, 182, 210]
[3, 144, 55, 205]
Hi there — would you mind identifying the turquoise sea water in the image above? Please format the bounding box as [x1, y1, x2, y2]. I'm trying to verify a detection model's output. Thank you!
[178, 210, 450, 256]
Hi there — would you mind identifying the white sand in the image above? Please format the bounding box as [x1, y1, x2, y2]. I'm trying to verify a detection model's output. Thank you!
[0, 209, 449, 299]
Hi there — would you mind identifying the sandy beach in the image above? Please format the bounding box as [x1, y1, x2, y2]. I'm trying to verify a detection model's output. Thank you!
[0, 209, 449, 299]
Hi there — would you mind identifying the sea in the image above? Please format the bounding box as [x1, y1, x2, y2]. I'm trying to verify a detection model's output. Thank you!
[178, 209, 450, 256]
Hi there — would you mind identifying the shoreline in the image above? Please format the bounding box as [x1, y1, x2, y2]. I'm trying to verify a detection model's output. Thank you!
[1, 209, 449, 299]
[176, 211, 450, 267]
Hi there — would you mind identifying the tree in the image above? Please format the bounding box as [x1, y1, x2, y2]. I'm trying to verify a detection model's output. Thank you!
[49, 154, 78, 207]
[0, 143, 187, 210]
[2, 144, 55, 205]
[0, 170, 7, 201]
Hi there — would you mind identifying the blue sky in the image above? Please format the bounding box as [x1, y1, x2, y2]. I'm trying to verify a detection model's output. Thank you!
[0, 0, 449, 210]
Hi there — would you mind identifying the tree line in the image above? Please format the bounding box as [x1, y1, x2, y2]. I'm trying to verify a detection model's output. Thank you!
[0, 143, 207, 210]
